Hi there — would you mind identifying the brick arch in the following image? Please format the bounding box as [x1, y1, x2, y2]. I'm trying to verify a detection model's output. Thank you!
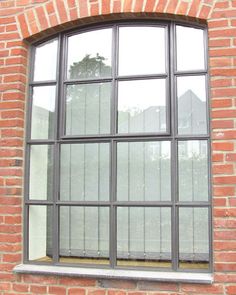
[17, 0, 216, 41]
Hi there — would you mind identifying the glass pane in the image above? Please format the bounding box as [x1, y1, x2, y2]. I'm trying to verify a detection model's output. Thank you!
[67, 29, 112, 79]
[29, 145, 53, 200]
[179, 208, 209, 269]
[34, 39, 58, 81]
[118, 79, 166, 133]
[60, 207, 109, 264]
[31, 86, 56, 139]
[117, 141, 171, 201]
[60, 143, 109, 201]
[177, 76, 207, 135]
[119, 26, 166, 75]
[178, 140, 208, 202]
[29, 206, 53, 262]
[176, 26, 205, 71]
[117, 207, 171, 268]
[65, 83, 111, 135]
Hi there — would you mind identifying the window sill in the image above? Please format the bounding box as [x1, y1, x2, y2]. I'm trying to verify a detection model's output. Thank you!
[13, 264, 213, 284]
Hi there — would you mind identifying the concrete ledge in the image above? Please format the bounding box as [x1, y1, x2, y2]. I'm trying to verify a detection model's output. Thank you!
[13, 264, 213, 284]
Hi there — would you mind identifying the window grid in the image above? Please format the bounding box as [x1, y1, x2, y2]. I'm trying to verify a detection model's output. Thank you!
[25, 21, 211, 273]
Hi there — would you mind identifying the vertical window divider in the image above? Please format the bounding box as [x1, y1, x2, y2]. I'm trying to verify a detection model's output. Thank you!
[170, 22, 179, 271]
[54, 33, 64, 264]
[110, 139, 117, 268]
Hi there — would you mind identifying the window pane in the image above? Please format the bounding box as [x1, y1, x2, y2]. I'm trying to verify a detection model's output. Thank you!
[60, 143, 109, 201]
[118, 79, 166, 133]
[60, 207, 109, 264]
[178, 140, 208, 202]
[177, 75, 207, 135]
[119, 26, 166, 75]
[67, 29, 112, 79]
[179, 208, 209, 269]
[29, 145, 53, 200]
[34, 39, 58, 81]
[176, 26, 205, 71]
[117, 207, 171, 268]
[29, 205, 53, 262]
[31, 86, 56, 139]
[65, 83, 111, 135]
[117, 141, 171, 201]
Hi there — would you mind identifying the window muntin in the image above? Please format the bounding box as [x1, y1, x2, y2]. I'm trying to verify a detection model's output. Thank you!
[26, 22, 211, 272]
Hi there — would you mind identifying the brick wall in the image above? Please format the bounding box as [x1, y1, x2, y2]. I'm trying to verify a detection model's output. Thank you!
[0, 0, 235, 294]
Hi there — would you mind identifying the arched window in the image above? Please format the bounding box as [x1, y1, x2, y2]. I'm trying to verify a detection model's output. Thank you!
[25, 21, 211, 274]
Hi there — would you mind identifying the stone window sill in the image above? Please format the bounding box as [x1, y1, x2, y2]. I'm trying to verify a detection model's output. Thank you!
[14, 264, 213, 284]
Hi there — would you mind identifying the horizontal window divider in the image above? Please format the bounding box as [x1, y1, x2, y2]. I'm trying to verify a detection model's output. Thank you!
[55, 201, 174, 206]
[116, 74, 168, 81]
[60, 133, 172, 142]
[64, 77, 113, 85]
[113, 201, 173, 206]
[27, 140, 56, 144]
[174, 70, 207, 76]
[175, 135, 209, 140]
[25, 201, 54, 205]
[29, 80, 57, 86]
[56, 201, 111, 206]
[175, 202, 210, 207]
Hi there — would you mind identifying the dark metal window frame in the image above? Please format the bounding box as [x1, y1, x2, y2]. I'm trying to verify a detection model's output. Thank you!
[24, 20, 212, 273]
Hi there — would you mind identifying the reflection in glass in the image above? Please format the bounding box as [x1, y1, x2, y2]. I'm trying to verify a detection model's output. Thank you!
[66, 83, 111, 135]
[31, 86, 56, 139]
[118, 79, 166, 133]
[117, 141, 171, 201]
[34, 39, 58, 81]
[117, 207, 171, 268]
[119, 26, 166, 75]
[60, 207, 109, 264]
[67, 29, 112, 79]
[179, 208, 209, 269]
[29, 145, 53, 200]
[177, 75, 207, 135]
[178, 140, 208, 202]
[29, 206, 53, 262]
[60, 143, 109, 201]
[176, 26, 205, 71]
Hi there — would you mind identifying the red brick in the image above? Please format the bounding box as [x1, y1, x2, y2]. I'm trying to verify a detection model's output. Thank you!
[212, 153, 224, 162]
[212, 120, 234, 129]
[212, 142, 234, 151]
[48, 286, 67, 295]
[180, 284, 224, 294]
[199, 5, 211, 19]
[176, 1, 188, 15]
[12, 283, 29, 292]
[226, 285, 236, 295]
[155, 0, 167, 13]
[144, 0, 156, 12]
[59, 277, 96, 286]
[35, 6, 49, 31]
[226, 153, 236, 161]
[18, 13, 29, 38]
[212, 110, 236, 118]
[30, 285, 47, 294]
[88, 290, 106, 295]
[102, 0, 111, 14]
[212, 131, 236, 140]
[213, 186, 235, 196]
[23, 275, 57, 284]
[213, 164, 234, 174]
[55, 0, 68, 23]
[214, 241, 236, 251]
[211, 98, 232, 108]
[68, 288, 86, 295]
